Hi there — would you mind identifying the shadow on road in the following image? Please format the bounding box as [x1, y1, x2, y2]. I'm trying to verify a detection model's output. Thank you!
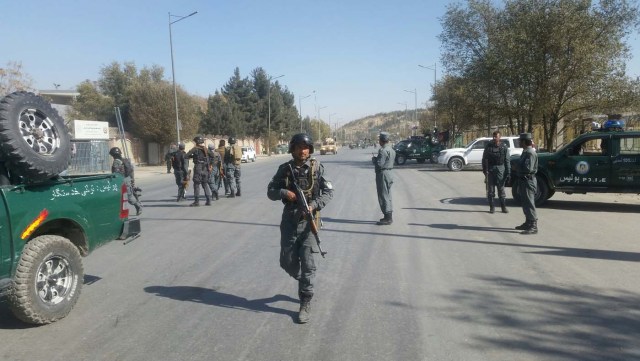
[144, 286, 298, 321]
[417, 223, 516, 233]
[440, 276, 640, 361]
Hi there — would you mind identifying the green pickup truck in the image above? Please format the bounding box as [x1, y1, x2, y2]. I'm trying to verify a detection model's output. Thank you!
[510, 125, 640, 206]
[0, 92, 140, 324]
[394, 136, 445, 165]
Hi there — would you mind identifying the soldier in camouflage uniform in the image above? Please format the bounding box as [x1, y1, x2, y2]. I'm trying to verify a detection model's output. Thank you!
[216, 139, 230, 196]
[267, 133, 333, 324]
[207, 143, 222, 201]
[482, 130, 511, 214]
[109, 146, 142, 215]
[515, 133, 538, 234]
[224, 137, 242, 198]
[372, 132, 395, 225]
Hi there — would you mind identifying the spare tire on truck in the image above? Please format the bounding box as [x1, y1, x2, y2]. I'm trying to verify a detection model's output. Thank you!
[0, 91, 71, 181]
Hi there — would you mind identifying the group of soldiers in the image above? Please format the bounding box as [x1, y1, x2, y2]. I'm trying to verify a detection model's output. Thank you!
[168, 136, 244, 206]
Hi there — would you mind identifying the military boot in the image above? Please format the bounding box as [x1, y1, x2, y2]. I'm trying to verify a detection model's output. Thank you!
[499, 198, 508, 213]
[189, 197, 200, 207]
[488, 197, 495, 213]
[205, 197, 211, 206]
[297, 296, 312, 324]
[236, 185, 241, 197]
[515, 221, 530, 230]
[521, 221, 538, 235]
[376, 212, 393, 225]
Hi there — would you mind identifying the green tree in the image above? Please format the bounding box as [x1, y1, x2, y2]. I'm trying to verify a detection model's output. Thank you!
[440, 0, 640, 149]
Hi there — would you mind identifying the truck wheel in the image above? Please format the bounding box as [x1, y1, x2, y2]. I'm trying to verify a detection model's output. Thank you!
[447, 157, 464, 171]
[0, 92, 71, 181]
[430, 153, 438, 164]
[535, 175, 549, 206]
[396, 155, 407, 165]
[8, 235, 83, 325]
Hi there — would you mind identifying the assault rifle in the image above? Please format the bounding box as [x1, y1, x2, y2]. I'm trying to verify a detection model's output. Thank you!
[288, 164, 327, 258]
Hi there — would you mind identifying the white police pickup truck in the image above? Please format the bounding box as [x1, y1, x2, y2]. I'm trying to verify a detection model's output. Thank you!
[437, 135, 523, 171]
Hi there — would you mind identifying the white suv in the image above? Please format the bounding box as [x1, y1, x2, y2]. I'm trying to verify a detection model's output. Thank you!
[241, 146, 256, 163]
[437, 136, 523, 171]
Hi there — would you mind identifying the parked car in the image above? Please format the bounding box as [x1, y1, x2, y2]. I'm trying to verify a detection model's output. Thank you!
[508, 124, 640, 206]
[241, 146, 256, 162]
[393, 136, 444, 165]
[437, 136, 523, 171]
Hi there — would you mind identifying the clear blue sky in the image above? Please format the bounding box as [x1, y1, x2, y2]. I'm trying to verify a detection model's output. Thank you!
[2, 0, 640, 126]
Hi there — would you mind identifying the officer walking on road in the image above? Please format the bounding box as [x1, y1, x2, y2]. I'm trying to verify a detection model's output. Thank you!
[186, 136, 213, 206]
[207, 143, 222, 201]
[482, 130, 511, 214]
[372, 132, 395, 225]
[172, 143, 189, 201]
[267, 133, 333, 324]
[515, 133, 538, 234]
[224, 137, 242, 198]
[109, 147, 142, 215]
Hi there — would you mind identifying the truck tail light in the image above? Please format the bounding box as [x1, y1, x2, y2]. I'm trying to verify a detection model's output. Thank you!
[120, 183, 129, 219]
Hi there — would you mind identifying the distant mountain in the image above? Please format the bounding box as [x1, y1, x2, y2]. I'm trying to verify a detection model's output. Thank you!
[338, 109, 422, 142]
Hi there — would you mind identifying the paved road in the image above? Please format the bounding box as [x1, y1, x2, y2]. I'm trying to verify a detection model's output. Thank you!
[1, 149, 639, 361]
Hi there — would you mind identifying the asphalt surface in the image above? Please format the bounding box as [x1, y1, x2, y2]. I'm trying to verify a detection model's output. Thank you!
[1, 148, 639, 361]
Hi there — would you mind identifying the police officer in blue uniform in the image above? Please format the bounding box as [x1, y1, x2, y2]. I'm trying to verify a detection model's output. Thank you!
[267, 133, 333, 324]
[372, 132, 395, 225]
[515, 133, 538, 234]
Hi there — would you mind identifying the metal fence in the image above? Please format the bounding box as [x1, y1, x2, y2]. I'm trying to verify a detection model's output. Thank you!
[66, 140, 111, 175]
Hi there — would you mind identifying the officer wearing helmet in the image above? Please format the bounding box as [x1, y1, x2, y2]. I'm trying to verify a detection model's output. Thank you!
[372, 132, 395, 225]
[207, 143, 223, 201]
[109, 146, 142, 215]
[172, 142, 189, 201]
[223, 136, 243, 197]
[267, 133, 334, 324]
[186, 135, 213, 206]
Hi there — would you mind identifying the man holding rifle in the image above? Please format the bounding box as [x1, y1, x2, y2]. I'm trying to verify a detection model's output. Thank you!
[267, 133, 333, 324]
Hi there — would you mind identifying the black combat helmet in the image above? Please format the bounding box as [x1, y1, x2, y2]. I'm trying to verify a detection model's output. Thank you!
[228, 137, 236, 144]
[109, 147, 122, 157]
[178, 143, 185, 150]
[289, 133, 314, 154]
[193, 136, 204, 145]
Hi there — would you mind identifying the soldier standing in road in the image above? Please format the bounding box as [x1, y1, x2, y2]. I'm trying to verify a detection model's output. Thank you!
[224, 137, 242, 198]
[372, 132, 395, 225]
[186, 136, 213, 206]
[164, 148, 174, 174]
[172, 143, 189, 202]
[482, 130, 511, 214]
[207, 143, 223, 201]
[216, 139, 230, 196]
[267, 133, 333, 324]
[109, 146, 142, 216]
[515, 133, 538, 234]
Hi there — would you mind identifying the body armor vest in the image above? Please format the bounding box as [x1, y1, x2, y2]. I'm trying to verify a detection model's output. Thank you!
[285, 159, 319, 202]
[485, 143, 506, 166]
